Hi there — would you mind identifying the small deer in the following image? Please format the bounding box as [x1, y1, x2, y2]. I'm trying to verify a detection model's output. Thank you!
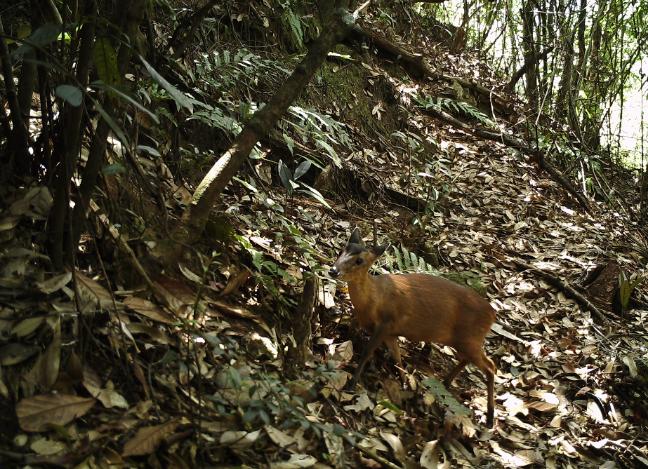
[329, 228, 497, 427]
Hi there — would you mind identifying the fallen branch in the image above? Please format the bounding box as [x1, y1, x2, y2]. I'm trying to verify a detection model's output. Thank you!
[421, 105, 591, 213]
[509, 257, 608, 323]
[344, 27, 589, 212]
[345, 26, 511, 114]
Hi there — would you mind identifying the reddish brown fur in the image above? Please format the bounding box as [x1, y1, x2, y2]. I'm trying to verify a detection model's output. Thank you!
[331, 229, 497, 427]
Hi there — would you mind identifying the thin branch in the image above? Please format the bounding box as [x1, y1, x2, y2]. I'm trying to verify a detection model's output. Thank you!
[508, 257, 608, 323]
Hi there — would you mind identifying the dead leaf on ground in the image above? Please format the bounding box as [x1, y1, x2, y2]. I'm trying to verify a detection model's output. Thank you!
[16, 394, 96, 432]
[123, 296, 177, 324]
[75, 272, 115, 312]
[122, 420, 179, 456]
[35, 272, 72, 294]
[0, 342, 40, 366]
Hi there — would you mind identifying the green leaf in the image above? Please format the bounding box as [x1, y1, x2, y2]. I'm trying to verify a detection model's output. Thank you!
[140, 55, 194, 113]
[13, 23, 61, 59]
[294, 160, 311, 180]
[299, 183, 331, 208]
[421, 376, 470, 416]
[101, 163, 126, 176]
[137, 145, 160, 157]
[55, 85, 83, 107]
[93, 83, 159, 125]
[316, 139, 341, 167]
[93, 38, 120, 86]
[278, 160, 293, 191]
[283, 132, 295, 155]
[233, 176, 258, 193]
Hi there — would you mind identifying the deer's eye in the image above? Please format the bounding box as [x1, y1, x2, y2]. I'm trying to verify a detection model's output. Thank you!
[355, 258, 363, 265]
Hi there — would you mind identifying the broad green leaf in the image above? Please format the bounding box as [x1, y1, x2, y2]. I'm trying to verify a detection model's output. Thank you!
[12, 23, 61, 58]
[55, 85, 83, 107]
[316, 139, 341, 168]
[92, 83, 159, 125]
[278, 160, 293, 191]
[294, 160, 311, 180]
[93, 38, 120, 86]
[140, 56, 194, 113]
[101, 163, 126, 176]
[233, 176, 258, 193]
[137, 145, 161, 157]
[299, 183, 331, 208]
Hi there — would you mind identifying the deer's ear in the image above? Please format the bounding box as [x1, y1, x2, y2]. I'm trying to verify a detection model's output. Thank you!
[348, 227, 363, 246]
[371, 244, 388, 257]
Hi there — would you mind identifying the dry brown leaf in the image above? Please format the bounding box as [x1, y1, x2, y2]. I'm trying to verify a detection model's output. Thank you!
[527, 401, 557, 412]
[380, 431, 406, 462]
[16, 394, 96, 432]
[75, 272, 114, 312]
[210, 299, 272, 335]
[0, 342, 39, 365]
[269, 453, 318, 469]
[122, 420, 179, 456]
[11, 316, 46, 338]
[219, 429, 262, 449]
[26, 317, 61, 389]
[35, 272, 72, 294]
[420, 440, 450, 469]
[30, 437, 67, 455]
[123, 296, 176, 324]
[265, 425, 295, 448]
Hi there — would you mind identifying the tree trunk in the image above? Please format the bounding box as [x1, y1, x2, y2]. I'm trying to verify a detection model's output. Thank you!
[521, 0, 539, 109]
[48, 6, 96, 269]
[0, 17, 31, 176]
[70, 0, 148, 252]
[178, 6, 353, 244]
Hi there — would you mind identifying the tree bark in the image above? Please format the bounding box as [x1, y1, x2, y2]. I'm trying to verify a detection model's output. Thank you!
[285, 275, 318, 377]
[508, 46, 554, 91]
[521, 0, 539, 109]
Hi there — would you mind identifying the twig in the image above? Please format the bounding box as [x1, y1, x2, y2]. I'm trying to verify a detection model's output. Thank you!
[508, 257, 608, 323]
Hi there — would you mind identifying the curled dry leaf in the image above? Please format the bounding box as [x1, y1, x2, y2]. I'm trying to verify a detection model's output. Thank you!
[420, 440, 450, 469]
[16, 394, 96, 432]
[0, 342, 39, 366]
[75, 272, 114, 313]
[123, 296, 176, 324]
[265, 425, 295, 448]
[122, 420, 179, 457]
[343, 392, 374, 412]
[269, 453, 318, 469]
[35, 272, 72, 294]
[30, 437, 67, 455]
[380, 431, 407, 463]
[219, 429, 262, 449]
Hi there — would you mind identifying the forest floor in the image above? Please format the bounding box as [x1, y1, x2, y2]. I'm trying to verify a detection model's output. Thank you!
[2, 11, 648, 469]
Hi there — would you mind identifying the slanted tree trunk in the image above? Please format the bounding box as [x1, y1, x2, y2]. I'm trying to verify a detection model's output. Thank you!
[177, 4, 354, 245]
